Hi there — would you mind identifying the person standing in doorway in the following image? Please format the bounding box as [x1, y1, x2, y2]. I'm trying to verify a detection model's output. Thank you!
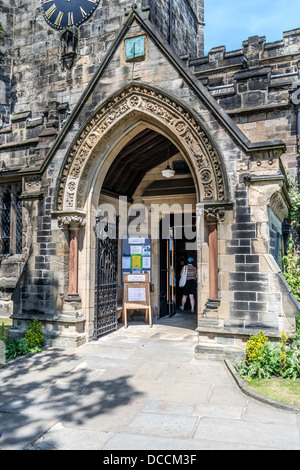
[180, 257, 197, 313]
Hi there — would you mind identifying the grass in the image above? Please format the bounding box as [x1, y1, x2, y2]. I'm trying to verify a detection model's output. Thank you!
[248, 378, 300, 406]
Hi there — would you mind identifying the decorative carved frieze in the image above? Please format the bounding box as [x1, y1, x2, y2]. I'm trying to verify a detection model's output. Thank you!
[57, 85, 226, 212]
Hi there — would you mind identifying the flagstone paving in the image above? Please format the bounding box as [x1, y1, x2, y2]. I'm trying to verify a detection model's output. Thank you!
[0, 313, 299, 450]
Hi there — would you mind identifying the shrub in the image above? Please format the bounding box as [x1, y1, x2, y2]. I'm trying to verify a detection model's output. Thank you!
[282, 347, 300, 380]
[282, 237, 300, 301]
[25, 319, 44, 349]
[0, 10, 5, 40]
[296, 315, 300, 336]
[282, 171, 300, 300]
[4, 320, 44, 362]
[245, 331, 269, 363]
[286, 170, 300, 228]
[280, 331, 288, 376]
[236, 331, 300, 381]
[5, 338, 31, 360]
[0, 322, 6, 343]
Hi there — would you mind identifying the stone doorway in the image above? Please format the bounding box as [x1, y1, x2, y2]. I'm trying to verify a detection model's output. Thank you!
[55, 84, 229, 344]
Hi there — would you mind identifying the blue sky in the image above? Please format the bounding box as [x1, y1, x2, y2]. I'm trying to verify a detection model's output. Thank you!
[204, 0, 300, 54]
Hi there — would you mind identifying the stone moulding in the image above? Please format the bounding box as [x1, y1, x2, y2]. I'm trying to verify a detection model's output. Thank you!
[268, 191, 289, 223]
[56, 84, 228, 212]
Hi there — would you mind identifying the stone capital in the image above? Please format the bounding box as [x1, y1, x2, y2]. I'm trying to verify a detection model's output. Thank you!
[58, 214, 86, 229]
[204, 207, 225, 223]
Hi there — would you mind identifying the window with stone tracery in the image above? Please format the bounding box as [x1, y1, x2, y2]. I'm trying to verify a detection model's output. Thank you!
[0, 185, 23, 256]
[1, 190, 11, 255]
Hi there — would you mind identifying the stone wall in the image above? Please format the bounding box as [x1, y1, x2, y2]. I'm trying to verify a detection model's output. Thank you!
[0, 2, 14, 126]
[190, 30, 300, 178]
[146, 0, 204, 57]
[0, 0, 203, 131]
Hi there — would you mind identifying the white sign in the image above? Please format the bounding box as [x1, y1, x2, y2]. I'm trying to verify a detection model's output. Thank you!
[128, 238, 145, 244]
[142, 256, 151, 269]
[127, 274, 146, 282]
[122, 257, 131, 269]
[130, 245, 142, 254]
[128, 287, 146, 302]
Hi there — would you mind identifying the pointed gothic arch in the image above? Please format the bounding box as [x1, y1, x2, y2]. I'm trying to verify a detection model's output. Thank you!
[56, 83, 229, 214]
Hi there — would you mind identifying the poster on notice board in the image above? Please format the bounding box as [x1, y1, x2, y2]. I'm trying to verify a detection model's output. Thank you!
[122, 236, 151, 282]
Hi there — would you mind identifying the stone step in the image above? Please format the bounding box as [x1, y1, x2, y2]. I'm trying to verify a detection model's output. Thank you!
[194, 342, 245, 362]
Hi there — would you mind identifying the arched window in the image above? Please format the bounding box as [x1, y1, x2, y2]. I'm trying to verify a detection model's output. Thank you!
[16, 193, 23, 254]
[2, 191, 11, 255]
[0, 185, 23, 256]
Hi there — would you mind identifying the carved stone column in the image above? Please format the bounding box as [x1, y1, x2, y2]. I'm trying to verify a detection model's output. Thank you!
[55, 214, 86, 347]
[58, 215, 86, 302]
[207, 223, 218, 301]
[68, 223, 80, 300]
[202, 207, 225, 316]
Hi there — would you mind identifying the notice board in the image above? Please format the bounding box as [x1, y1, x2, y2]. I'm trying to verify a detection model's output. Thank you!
[122, 272, 152, 328]
[122, 236, 151, 282]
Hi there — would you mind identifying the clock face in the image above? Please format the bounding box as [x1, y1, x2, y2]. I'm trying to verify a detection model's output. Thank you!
[41, 0, 101, 30]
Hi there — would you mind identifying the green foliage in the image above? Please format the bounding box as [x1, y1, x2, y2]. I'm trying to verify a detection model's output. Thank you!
[282, 168, 300, 299]
[4, 320, 44, 362]
[235, 331, 300, 381]
[282, 237, 300, 301]
[296, 315, 300, 337]
[291, 315, 300, 345]
[286, 171, 300, 227]
[25, 320, 44, 349]
[5, 338, 31, 360]
[282, 347, 300, 380]
[279, 330, 288, 376]
[0, 322, 7, 343]
[0, 10, 5, 40]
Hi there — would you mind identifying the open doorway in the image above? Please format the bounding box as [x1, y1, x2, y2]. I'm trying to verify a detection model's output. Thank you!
[160, 214, 197, 318]
[97, 127, 198, 329]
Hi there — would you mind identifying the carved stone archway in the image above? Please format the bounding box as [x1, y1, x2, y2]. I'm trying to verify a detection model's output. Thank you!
[56, 84, 228, 214]
[55, 84, 229, 337]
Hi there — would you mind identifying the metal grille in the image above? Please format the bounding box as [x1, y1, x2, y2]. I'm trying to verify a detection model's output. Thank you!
[1, 191, 11, 255]
[16, 196, 22, 254]
[94, 217, 119, 340]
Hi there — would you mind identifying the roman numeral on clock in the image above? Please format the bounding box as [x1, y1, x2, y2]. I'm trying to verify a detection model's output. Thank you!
[42, 0, 100, 29]
[68, 12, 74, 26]
[54, 11, 64, 26]
[45, 4, 57, 18]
